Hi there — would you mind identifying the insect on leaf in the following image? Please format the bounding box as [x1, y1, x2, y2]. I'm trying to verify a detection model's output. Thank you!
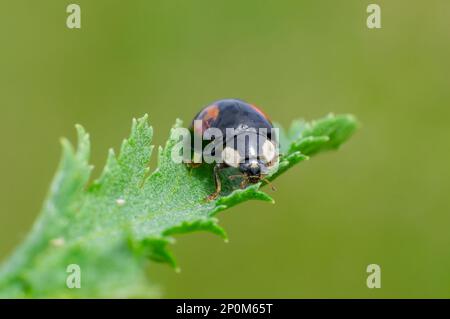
[0, 113, 358, 298]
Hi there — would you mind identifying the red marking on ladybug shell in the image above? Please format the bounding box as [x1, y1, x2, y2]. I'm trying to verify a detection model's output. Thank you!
[193, 104, 220, 135]
[249, 104, 271, 122]
[204, 105, 219, 121]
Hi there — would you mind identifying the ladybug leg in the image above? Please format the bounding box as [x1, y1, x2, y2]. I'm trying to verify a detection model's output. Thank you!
[261, 176, 277, 191]
[186, 162, 202, 176]
[187, 162, 202, 169]
[186, 162, 203, 168]
[206, 163, 225, 201]
[186, 151, 203, 174]
[240, 176, 249, 189]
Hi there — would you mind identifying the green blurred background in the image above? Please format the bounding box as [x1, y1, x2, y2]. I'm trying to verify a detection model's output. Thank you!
[1, 0, 449, 298]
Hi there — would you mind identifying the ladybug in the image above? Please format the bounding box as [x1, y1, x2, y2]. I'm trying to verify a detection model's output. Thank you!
[188, 99, 279, 201]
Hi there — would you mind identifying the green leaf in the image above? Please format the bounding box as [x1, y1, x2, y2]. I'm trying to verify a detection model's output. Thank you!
[0, 113, 358, 298]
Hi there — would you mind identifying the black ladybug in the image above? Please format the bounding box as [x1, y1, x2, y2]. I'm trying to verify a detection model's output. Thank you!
[188, 99, 279, 201]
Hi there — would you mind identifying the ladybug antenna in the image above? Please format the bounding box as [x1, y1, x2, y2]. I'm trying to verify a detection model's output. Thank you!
[262, 177, 277, 191]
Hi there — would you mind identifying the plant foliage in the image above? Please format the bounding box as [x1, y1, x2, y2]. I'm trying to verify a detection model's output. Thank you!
[0, 114, 357, 297]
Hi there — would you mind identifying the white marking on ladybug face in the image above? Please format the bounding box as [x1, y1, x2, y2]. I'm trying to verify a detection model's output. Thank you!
[222, 146, 241, 167]
[261, 140, 277, 163]
[249, 161, 258, 168]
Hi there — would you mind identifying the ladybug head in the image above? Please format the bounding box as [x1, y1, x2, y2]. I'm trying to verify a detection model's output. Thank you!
[239, 160, 266, 183]
[222, 133, 279, 184]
